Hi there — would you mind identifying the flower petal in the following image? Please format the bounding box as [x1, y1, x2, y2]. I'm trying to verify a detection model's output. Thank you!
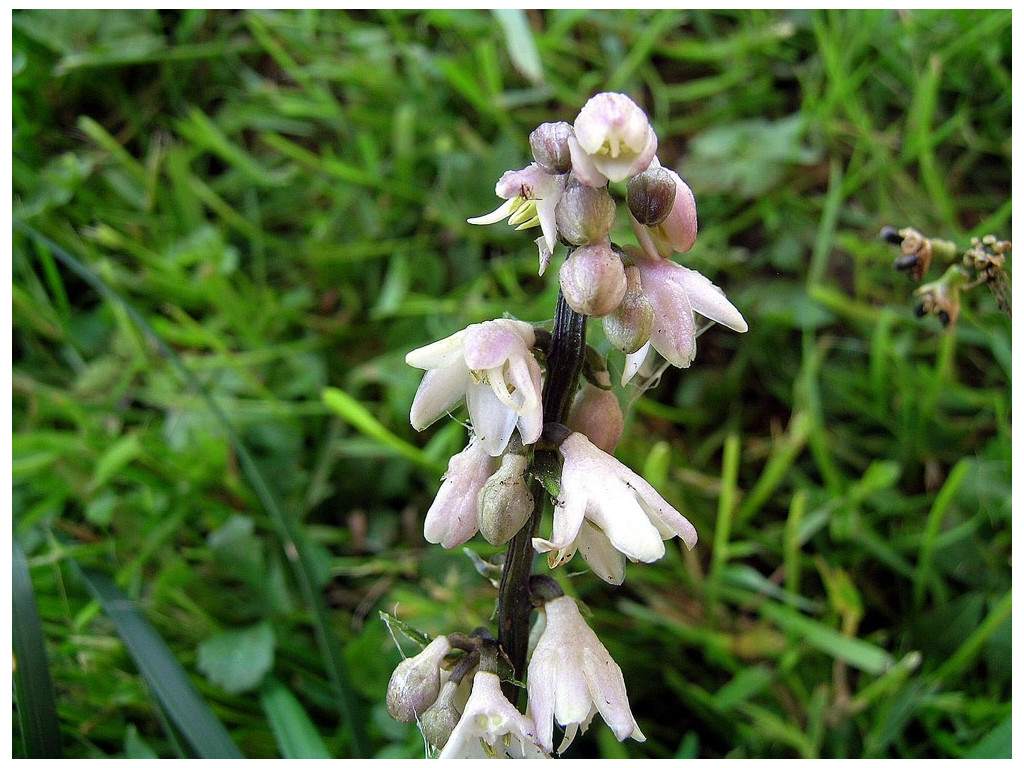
[410, 364, 470, 431]
[679, 267, 748, 333]
[467, 196, 519, 226]
[406, 329, 467, 370]
[582, 647, 645, 743]
[466, 381, 519, 457]
[567, 132, 608, 187]
[621, 340, 651, 386]
[576, 520, 626, 585]
[423, 439, 492, 548]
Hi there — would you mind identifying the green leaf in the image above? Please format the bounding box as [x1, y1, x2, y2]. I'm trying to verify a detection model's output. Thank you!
[322, 385, 442, 473]
[759, 600, 893, 675]
[88, 433, 142, 493]
[208, 514, 265, 584]
[12, 540, 62, 758]
[76, 567, 243, 759]
[493, 9, 544, 85]
[964, 714, 1011, 759]
[197, 622, 276, 695]
[124, 725, 159, 759]
[260, 675, 332, 759]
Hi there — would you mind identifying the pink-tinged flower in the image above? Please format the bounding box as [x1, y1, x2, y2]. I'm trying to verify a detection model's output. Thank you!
[623, 245, 747, 380]
[423, 437, 494, 548]
[629, 160, 698, 256]
[406, 319, 544, 456]
[438, 670, 547, 759]
[527, 595, 644, 753]
[468, 163, 566, 261]
[568, 92, 658, 186]
[533, 432, 698, 574]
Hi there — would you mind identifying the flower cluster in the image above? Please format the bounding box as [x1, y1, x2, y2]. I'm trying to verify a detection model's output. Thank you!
[391, 92, 748, 758]
[469, 92, 747, 384]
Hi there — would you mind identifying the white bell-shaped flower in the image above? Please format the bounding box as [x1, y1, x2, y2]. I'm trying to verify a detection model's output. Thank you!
[406, 319, 544, 456]
[437, 670, 547, 759]
[527, 595, 644, 753]
[533, 432, 698, 575]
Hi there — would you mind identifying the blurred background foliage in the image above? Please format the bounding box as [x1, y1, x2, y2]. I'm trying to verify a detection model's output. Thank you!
[12, 9, 1011, 759]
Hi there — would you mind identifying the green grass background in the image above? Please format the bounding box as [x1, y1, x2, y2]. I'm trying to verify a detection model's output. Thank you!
[12, 9, 1011, 759]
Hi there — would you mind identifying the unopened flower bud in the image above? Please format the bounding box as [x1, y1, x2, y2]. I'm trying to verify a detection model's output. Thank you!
[602, 261, 653, 353]
[626, 166, 676, 226]
[477, 452, 534, 546]
[555, 178, 616, 246]
[530, 121, 573, 174]
[567, 380, 624, 454]
[420, 679, 463, 750]
[559, 240, 627, 317]
[386, 635, 451, 723]
[629, 164, 698, 257]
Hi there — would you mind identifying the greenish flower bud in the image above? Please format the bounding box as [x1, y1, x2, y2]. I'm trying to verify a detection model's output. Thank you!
[626, 166, 677, 226]
[477, 452, 534, 546]
[602, 262, 653, 353]
[530, 121, 573, 174]
[420, 679, 462, 750]
[559, 240, 627, 318]
[555, 178, 616, 246]
[385, 636, 451, 723]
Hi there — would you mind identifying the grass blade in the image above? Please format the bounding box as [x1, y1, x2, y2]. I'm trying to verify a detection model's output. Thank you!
[14, 221, 369, 756]
[12, 540, 63, 758]
[322, 385, 443, 473]
[260, 675, 332, 759]
[758, 600, 893, 675]
[76, 567, 243, 759]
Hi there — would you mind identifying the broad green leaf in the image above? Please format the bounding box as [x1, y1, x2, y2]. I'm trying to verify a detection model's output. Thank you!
[197, 622, 276, 695]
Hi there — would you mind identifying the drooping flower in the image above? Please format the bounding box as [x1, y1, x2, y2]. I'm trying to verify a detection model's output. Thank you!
[423, 436, 495, 549]
[386, 635, 452, 723]
[623, 244, 747, 380]
[468, 163, 566, 260]
[533, 432, 698, 574]
[406, 319, 544, 456]
[527, 595, 644, 753]
[437, 670, 547, 759]
[568, 92, 658, 186]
